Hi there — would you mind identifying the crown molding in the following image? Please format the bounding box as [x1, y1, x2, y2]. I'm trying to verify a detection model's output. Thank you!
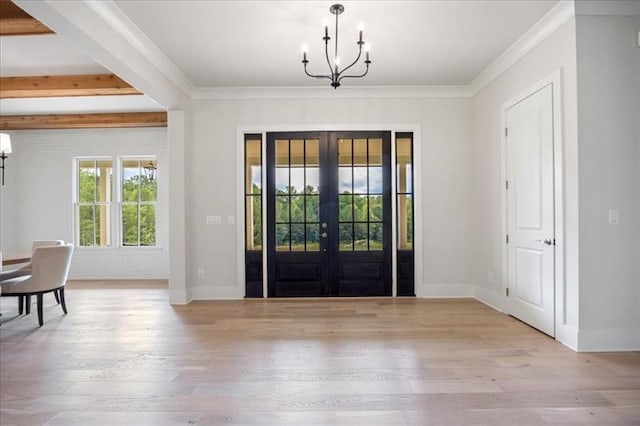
[192, 85, 472, 100]
[467, 0, 575, 97]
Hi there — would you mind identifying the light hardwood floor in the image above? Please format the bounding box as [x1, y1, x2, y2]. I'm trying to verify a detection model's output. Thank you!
[1, 281, 639, 425]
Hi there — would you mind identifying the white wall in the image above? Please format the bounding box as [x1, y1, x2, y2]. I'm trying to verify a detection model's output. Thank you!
[575, 14, 640, 351]
[471, 18, 580, 347]
[0, 127, 169, 280]
[187, 96, 473, 299]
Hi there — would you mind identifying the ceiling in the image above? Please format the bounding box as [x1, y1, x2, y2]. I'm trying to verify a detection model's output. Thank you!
[113, 0, 559, 87]
[0, 0, 560, 115]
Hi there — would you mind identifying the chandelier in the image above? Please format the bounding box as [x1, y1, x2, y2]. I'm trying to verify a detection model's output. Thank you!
[301, 3, 371, 89]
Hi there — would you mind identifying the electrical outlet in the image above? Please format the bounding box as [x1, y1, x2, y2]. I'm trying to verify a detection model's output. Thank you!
[197, 268, 204, 279]
[487, 270, 494, 283]
[609, 209, 619, 225]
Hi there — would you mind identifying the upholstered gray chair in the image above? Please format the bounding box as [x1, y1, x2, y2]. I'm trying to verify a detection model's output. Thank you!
[0, 244, 74, 326]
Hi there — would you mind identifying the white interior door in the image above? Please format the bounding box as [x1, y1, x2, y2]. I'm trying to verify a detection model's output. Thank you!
[506, 83, 555, 336]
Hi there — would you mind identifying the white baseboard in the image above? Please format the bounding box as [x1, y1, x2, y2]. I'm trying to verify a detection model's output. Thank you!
[474, 286, 505, 313]
[577, 327, 640, 352]
[192, 285, 243, 300]
[418, 283, 474, 298]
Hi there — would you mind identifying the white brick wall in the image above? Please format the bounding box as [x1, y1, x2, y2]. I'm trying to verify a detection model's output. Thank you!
[0, 127, 169, 279]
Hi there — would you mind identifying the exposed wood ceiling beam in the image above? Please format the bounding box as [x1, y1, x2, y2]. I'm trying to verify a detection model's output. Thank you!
[0, 74, 141, 98]
[0, 112, 167, 130]
[0, 0, 53, 35]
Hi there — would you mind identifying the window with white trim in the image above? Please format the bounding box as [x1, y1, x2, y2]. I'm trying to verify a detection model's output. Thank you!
[76, 159, 113, 247]
[121, 158, 158, 247]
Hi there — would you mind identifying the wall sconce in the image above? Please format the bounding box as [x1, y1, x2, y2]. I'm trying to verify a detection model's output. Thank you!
[0, 133, 11, 186]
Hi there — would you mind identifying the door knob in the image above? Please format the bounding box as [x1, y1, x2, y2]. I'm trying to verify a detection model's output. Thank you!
[536, 238, 553, 246]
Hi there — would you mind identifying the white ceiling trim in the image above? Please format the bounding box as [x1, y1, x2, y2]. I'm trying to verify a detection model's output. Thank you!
[192, 85, 472, 100]
[14, 0, 190, 110]
[84, 0, 195, 98]
[467, 0, 575, 97]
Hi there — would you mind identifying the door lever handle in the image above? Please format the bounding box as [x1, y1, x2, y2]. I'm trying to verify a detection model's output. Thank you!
[535, 238, 553, 246]
[321, 232, 328, 238]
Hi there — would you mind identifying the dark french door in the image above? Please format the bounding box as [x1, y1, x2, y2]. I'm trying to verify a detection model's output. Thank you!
[266, 131, 391, 297]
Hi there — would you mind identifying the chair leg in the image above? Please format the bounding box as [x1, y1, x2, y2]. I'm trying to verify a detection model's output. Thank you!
[18, 296, 24, 315]
[37, 294, 44, 326]
[54, 289, 60, 304]
[59, 288, 67, 315]
[25, 295, 31, 315]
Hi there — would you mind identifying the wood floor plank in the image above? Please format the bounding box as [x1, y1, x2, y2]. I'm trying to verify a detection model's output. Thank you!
[1, 281, 638, 425]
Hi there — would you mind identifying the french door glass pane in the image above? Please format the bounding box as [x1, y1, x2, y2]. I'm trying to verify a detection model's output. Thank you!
[305, 196, 319, 222]
[369, 167, 383, 194]
[370, 222, 383, 250]
[305, 168, 319, 194]
[339, 223, 353, 250]
[290, 139, 304, 166]
[290, 168, 305, 193]
[338, 139, 352, 165]
[305, 139, 319, 166]
[353, 139, 367, 165]
[369, 195, 382, 221]
[353, 195, 367, 221]
[276, 140, 289, 166]
[276, 224, 289, 251]
[339, 168, 352, 194]
[290, 224, 305, 251]
[339, 195, 352, 221]
[290, 195, 304, 222]
[354, 223, 368, 251]
[368, 138, 382, 165]
[276, 196, 289, 222]
[306, 225, 320, 251]
[275, 168, 289, 193]
[353, 167, 367, 193]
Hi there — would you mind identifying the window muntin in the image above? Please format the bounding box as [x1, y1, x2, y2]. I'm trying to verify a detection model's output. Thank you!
[77, 159, 113, 247]
[121, 158, 157, 247]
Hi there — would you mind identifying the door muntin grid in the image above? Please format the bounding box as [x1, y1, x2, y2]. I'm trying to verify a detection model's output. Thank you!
[338, 138, 383, 251]
[275, 138, 320, 252]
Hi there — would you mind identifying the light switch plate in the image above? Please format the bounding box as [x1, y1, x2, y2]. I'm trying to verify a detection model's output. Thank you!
[206, 215, 222, 225]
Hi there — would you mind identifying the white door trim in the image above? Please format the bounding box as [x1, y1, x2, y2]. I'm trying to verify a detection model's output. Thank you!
[500, 69, 565, 339]
[236, 124, 422, 299]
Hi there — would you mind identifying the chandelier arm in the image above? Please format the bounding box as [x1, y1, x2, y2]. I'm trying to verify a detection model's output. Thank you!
[338, 45, 363, 76]
[337, 64, 370, 82]
[324, 38, 335, 79]
[304, 65, 333, 80]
